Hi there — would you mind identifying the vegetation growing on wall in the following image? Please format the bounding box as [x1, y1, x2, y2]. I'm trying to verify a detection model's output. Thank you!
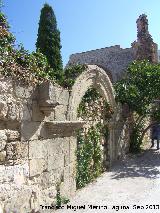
[76, 88, 113, 189]
[62, 64, 87, 88]
[115, 60, 160, 152]
[0, 11, 87, 86]
[0, 12, 57, 84]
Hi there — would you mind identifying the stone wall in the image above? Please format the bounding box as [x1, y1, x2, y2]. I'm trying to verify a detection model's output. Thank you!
[0, 65, 130, 212]
[0, 76, 82, 212]
[67, 45, 135, 82]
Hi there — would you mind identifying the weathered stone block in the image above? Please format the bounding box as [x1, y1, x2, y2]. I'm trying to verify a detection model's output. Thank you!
[63, 138, 70, 166]
[54, 105, 67, 121]
[0, 163, 29, 183]
[29, 158, 47, 177]
[0, 151, 6, 162]
[6, 141, 28, 160]
[19, 103, 32, 121]
[32, 100, 45, 122]
[6, 130, 20, 142]
[38, 82, 69, 106]
[7, 101, 20, 121]
[47, 154, 64, 171]
[14, 83, 34, 99]
[0, 130, 7, 151]
[0, 140, 6, 152]
[0, 78, 13, 94]
[29, 140, 47, 159]
[0, 99, 8, 120]
[2, 186, 32, 213]
[38, 171, 56, 189]
[69, 137, 77, 163]
[46, 138, 63, 157]
[21, 121, 41, 141]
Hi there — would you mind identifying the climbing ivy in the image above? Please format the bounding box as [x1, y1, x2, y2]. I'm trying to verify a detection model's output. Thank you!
[61, 64, 87, 88]
[76, 88, 113, 189]
[55, 181, 70, 206]
[76, 125, 103, 189]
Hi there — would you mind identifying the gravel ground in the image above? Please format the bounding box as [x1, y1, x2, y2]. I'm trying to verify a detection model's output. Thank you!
[56, 148, 160, 213]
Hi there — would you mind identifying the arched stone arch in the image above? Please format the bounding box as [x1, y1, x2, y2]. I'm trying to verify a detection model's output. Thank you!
[94, 63, 113, 82]
[68, 65, 116, 121]
[67, 65, 117, 165]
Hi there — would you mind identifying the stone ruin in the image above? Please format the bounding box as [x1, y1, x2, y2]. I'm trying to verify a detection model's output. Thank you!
[68, 15, 158, 81]
[0, 14, 158, 212]
[132, 14, 158, 63]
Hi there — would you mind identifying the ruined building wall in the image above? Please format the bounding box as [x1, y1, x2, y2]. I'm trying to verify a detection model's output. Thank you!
[67, 45, 135, 82]
[67, 15, 158, 83]
[132, 14, 158, 63]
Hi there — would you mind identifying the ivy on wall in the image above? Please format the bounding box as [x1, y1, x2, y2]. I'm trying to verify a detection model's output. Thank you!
[76, 88, 113, 189]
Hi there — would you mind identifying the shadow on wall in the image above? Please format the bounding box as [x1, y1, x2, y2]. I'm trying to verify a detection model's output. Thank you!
[111, 149, 160, 179]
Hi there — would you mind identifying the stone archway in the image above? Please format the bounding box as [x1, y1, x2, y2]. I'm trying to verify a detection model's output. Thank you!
[68, 65, 117, 165]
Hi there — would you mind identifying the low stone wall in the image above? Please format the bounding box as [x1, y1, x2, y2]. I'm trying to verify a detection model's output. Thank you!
[0, 67, 130, 212]
[0, 76, 80, 212]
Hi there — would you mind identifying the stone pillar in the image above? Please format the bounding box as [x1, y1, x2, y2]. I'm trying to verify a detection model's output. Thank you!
[131, 14, 158, 63]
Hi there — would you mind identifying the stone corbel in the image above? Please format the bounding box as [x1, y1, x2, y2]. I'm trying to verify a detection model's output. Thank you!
[38, 82, 59, 115]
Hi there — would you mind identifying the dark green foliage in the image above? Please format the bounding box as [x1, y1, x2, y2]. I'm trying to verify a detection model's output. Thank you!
[56, 183, 70, 206]
[76, 88, 113, 189]
[115, 60, 160, 152]
[115, 60, 160, 116]
[0, 12, 88, 86]
[62, 64, 87, 88]
[129, 121, 144, 153]
[76, 125, 103, 189]
[36, 3, 63, 77]
[77, 88, 100, 117]
[152, 106, 160, 122]
[0, 12, 57, 84]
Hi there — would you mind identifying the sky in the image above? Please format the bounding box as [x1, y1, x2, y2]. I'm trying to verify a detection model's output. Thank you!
[2, 0, 160, 66]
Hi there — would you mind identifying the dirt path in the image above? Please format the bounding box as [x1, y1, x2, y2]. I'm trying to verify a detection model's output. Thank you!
[57, 148, 160, 213]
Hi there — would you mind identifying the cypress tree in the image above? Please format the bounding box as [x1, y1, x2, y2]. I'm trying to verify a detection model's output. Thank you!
[36, 3, 63, 78]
